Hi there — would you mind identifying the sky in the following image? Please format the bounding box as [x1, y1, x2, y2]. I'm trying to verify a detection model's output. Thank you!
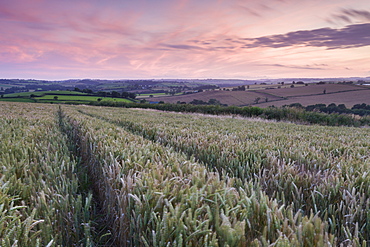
[1, 0, 370, 80]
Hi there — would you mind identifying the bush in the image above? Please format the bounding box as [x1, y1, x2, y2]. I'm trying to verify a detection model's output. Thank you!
[89, 101, 370, 126]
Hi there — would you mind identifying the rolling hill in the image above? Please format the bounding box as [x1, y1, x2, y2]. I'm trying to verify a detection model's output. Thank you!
[151, 83, 370, 107]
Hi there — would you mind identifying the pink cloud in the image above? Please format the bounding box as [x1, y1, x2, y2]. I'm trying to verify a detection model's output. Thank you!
[0, 0, 369, 79]
[328, 8, 370, 25]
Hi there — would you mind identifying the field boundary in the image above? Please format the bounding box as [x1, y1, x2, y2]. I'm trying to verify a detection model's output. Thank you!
[252, 87, 370, 106]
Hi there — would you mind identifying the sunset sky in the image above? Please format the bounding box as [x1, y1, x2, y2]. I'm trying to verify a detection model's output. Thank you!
[1, 0, 370, 80]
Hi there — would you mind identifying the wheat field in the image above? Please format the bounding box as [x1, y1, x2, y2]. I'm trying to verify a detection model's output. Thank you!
[1, 101, 369, 246]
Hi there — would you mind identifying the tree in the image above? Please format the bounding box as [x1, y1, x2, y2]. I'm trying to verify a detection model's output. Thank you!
[289, 103, 303, 108]
[97, 98, 102, 102]
[122, 91, 129, 98]
[111, 91, 120, 98]
[208, 98, 221, 105]
[338, 104, 346, 110]
[98, 91, 107, 97]
[190, 99, 207, 105]
[129, 92, 136, 99]
[254, 97, 261, 104]
[54, 96, 58, 100]
[82, 88, 93, 94]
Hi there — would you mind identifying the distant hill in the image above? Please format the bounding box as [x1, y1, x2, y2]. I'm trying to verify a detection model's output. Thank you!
[1, 78, 369, 107]
[151, 83, 370, 108]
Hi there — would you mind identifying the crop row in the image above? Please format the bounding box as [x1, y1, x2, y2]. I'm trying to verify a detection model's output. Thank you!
[0, 102, 96, 246]
[75, 105, 370, 245]
[89, 101, 370, 126]
[2, 101, 368, 246]
[59, 105, 339, 246]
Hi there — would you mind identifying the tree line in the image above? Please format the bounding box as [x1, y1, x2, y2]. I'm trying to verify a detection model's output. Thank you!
[87, 101, 370, 127]
[74, 87, 136, 99]
[286, 103, 370, 116]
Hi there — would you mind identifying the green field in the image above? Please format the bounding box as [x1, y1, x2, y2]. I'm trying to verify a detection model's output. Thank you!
[37, 94, 132, 103]
[1, 101, 369, 246]
[0, 90, 134, 104]
[137, 92, 168, 96]
[3, 90, 87, 97]
[0, 97, 35, 102]
[136, 92, 184, 99]
[0, 84, 12, 88]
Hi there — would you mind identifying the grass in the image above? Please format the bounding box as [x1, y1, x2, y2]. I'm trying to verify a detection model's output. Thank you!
[76, 105, 370, 246]
[0, 98, 35, 102]
[138, 93, 167, 96]
[3, 90, 87, 97]
[152, 90, 280, 105]
[1, 91, 134, 104]
[0, 84, 12, 88]
[2, 101, 369, 246]
[61, 105, 336, 246]
[38, 94, 133, 103]
[137, 93, 184, 98]
[0, 102, 108, 246]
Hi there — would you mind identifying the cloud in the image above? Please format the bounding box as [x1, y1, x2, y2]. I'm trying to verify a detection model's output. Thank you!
[174, 22, 370, 52]
[343, 9, 370, 20]
[145, 21, 370, 56]
[1, 0, 370, 79]
[238, 6, 261, 17]
[245, 23, 370, 49]
[329, 8, 370, 24]
[262, 63, 327, 70]
[0, 1, 138, 37]
[234, 0, 281, 18]
[160, 41, 238, 51]
[161, 44, 204, 50]
[0, 4, 42, 23]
